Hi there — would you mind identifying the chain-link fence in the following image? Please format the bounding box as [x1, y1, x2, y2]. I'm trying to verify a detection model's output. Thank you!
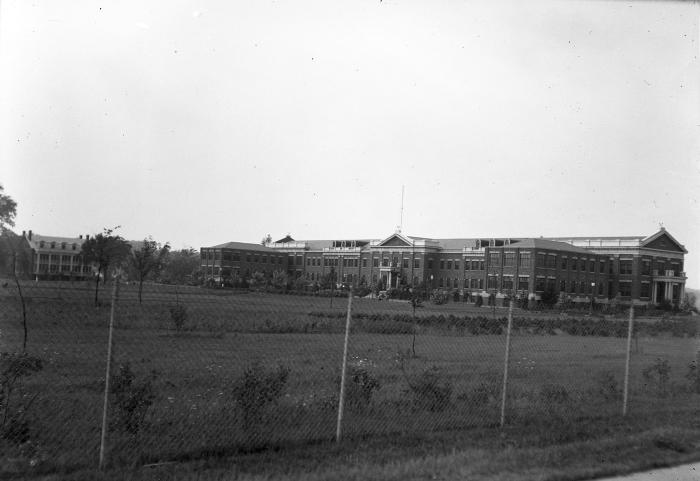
[1, 280, 698, 475]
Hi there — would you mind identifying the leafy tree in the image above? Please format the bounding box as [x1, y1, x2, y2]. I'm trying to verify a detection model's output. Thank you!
[0, 184, 17, 231]
[130, 237, 170, 303]
[160, 248, 201, 285]
[260, 234, 272, 246]
[0, 188, 31, 350]
[0, 232, 32, 350]
[81, 227, 132, 306]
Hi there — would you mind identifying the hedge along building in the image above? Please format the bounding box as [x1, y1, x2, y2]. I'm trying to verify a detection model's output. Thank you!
[200, 227, 687, 307]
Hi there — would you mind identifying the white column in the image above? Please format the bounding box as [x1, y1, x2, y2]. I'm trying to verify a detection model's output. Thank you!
[651, 282, 657, 304]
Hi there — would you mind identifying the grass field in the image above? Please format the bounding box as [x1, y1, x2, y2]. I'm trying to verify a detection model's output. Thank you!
[1, 281, 699, 480]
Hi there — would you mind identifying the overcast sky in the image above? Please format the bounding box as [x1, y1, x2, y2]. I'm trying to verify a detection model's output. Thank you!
[1, 0, 698, 286]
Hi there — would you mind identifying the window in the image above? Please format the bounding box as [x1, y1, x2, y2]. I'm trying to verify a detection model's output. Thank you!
[619, 281, 632, 297]
[535, 277, 545, 291]
[545, 254, 556, 268]
[502, 276, 513, 290]
[39, 241, 45, 248]
[306, 258, 311, 266]
[640, 282, 650, 298]
[570, 280, 577, 293]
[439, 278, 444, 288]
[598, 283, 604, 296]
[654, 260, 665, 272]
[489, 252, 501, 266]
[503, 253, 515, 267]
[253, 254, 259, 263]
[440, 260, 445, 270]
[403, 258, 409, 269]
[428, 259, 433, 269]
[247, 254, 252, 263]
[262, 255, 268, 264]
[671, 263, 680, 276]
[559, 280, 566, 292]
[619, 260, 632, 275]
[488, 275, 498, 289]
[453, 278, 458, 288]
[72, 243, 77, 251]
[518, 276, 529, 290]
[447, 260, 452, 270]
[641, 259, 651, 275]
[61, 242, 66, 250]
[599, 260, 605, 274]
[536, 253, 546, 267]
[480, 260, 485, 270]
[413, 259, 420, 269]
[61, 255, 71, 263]
[392, 256, 398, 266]
[454, 260, 460, 270]
[382, 257, 389, 267]
[296, 255, 302, 266]
[519, 253, 531, 268]
[373, 258, 379, 268]
[578, 259, 585, 271]
[561, 257, 568, 270]
[589, 260, 595, 273]
[362, 258, 367, 268]
[546, 278, 556, 291]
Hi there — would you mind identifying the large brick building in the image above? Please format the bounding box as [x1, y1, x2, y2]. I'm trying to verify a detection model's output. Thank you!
[200, 227, 687, 307]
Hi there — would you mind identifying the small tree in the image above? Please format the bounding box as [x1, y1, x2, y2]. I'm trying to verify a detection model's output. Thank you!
[130, 237, 170, 304]
[81, 228, 132, 306]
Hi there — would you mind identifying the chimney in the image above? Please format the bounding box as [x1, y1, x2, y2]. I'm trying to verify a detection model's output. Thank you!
[79, 235, 83, 239]
[28, 230, 32, 240]
[22, 230, 26, 237]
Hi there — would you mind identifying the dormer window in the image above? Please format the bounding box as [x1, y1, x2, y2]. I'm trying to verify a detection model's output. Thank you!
[40, 241, 45, 248]
[61, 242, 66, 249]
[72, 243, 77, 250]
[51, 242, 56, 249]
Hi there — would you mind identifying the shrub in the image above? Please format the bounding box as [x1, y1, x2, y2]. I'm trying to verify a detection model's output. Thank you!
[475, 295, 483, 308]
[596, 371, 621, 401]
[0, 352, 43, 444]
[232, 363, 290, 427]
[408, 367, 452, 412]
[169, 304, 188, 331]
[342, 366, 380, 411]
[110, 362, 157, 435]
[642, 357, 671, 396]
[431, 290, 449, 305]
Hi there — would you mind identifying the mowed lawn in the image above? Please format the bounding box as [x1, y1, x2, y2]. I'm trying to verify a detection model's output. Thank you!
[1, 281, 699, 480]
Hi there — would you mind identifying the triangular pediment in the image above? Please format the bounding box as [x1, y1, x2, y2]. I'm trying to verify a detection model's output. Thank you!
[641, 229, 687, 253]
[377, 233, 413, 247]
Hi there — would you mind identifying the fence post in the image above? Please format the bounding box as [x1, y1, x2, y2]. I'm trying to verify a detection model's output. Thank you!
[336, 289, 353, 442]
[622, 304, 634, 416]
[99, 273, 120, 470]
[500, 295, 514, 427]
